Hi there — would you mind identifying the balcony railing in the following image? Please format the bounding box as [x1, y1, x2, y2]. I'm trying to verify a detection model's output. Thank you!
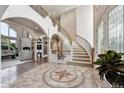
[30, 5, 72, 45]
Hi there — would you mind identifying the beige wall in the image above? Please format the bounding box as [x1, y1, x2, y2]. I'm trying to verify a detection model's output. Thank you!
[60, 9, 76, 41]
[0, 5, 8, 19]
[76, 6, 93, 46]
[60, 6, 93, 46]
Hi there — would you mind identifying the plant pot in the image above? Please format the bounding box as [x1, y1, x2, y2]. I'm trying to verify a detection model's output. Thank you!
[104, 71, 124, 88]
[104, 73, 112, 87]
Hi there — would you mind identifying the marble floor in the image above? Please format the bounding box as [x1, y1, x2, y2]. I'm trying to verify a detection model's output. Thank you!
[2, 57, 33, 69]
[1, 60, 111, 88]
[1, 58, 48, 88]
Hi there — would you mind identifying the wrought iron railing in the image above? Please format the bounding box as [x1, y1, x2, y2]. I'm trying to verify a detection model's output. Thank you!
[30, 5, 72, 45]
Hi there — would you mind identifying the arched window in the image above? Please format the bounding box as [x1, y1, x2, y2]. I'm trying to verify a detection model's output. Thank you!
[1, 22, 9, 36]
[1, 22, 17, 48]
[9, 28, 17, 37]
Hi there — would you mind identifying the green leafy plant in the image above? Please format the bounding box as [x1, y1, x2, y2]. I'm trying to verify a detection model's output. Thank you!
[95, 50, 124, 80]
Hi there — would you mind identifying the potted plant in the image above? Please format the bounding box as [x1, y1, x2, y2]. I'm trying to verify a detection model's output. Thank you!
[95, 50, 124, 87]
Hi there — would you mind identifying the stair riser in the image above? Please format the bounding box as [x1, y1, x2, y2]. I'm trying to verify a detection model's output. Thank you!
[72, 59, 91, 62]
[73, 53, 89, 57]
[68, 62, 92, 67]
[72, 48, 85, 50]
[73, 50, 87, 53]
[73, 48, 85, 49]
[73, 56, 89, 58]
[72, 51, 87, 53]
[73, 52, 88, 55]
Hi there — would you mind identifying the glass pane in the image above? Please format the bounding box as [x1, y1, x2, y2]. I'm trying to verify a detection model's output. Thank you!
[9, 28, 17, 37]
[0, 22, 9, 36]
[108, 5, 123, 52]
[1, 45, 8, 50]
[10, 40, 16, 43]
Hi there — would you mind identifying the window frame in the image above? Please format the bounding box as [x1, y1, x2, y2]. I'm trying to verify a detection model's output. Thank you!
[107, 5, 124, 52]
[1, 22, 17, 47]
[96, 5, 124, 54]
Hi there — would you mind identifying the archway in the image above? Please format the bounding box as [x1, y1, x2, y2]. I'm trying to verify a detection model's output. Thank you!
[1, 17, 47, 38]
[51, 34, 64, 60]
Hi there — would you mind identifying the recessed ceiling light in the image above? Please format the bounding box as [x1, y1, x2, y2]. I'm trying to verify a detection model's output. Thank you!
[52, 12, 56, 15]
[65, 8, 69, 11]
[35, 27, 38, 29]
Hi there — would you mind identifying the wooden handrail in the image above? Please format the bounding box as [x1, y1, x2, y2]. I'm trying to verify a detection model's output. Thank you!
[76, 35, 92, 49]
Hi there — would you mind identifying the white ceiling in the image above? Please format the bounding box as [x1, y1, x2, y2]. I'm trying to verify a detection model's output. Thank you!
[42, 5, 80, 18]
[4, 18, 45, 35]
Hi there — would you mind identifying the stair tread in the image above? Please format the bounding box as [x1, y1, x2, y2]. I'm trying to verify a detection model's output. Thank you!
[72, 59, 91, 62]
[72, 52, 88, 55]
[73, 54, 89, 57]
[73, 50, 86, 51]
[72, 51, 87, 53]
[69, 61, 91, 63]
[72, 57, 90, 59]
[73, 48, 85, 49]
[72, 59, 90, 62]
[73, 57, 90, 59]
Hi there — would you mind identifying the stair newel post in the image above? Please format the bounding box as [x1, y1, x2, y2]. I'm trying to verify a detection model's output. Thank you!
[91, 48, 95, 67]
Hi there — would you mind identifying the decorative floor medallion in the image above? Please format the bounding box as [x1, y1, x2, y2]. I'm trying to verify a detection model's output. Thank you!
[43, 67, 84, 88]
[50, 68, 77, 82]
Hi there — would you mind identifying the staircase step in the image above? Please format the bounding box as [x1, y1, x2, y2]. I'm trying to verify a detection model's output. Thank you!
[73, 48, 86, 50]
[72, 58, 91, 62]
[68, 62, 92, 67]
[73, 50, 87, 52]
[69, 60, 91, 63]
[73, 55, 89, 58]
[73, 48, 85, 50]
[68, 61, 92, 66]
[73, 47, 85, 49]
[72, 51, 87, 53]
[72, 46, 85, 50]
[72, 54, 89, 56]
[72, 47, 85, 49]
[72, 57, 90, 60]
[72, 45, 79, 47]
[73, 52, 88, 55]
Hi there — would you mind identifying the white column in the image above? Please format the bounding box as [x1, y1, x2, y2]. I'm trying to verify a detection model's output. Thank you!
[34, 39, 37, 61]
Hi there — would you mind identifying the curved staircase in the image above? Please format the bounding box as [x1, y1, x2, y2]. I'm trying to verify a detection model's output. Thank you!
[69, 42, 92, 66]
